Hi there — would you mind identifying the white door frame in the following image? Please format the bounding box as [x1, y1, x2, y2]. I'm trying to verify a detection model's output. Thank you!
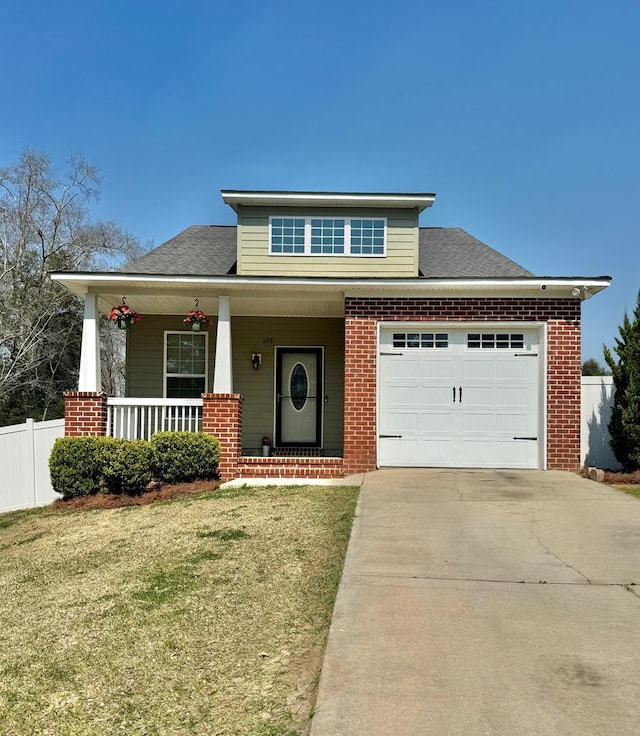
[376, 321, 547, 469]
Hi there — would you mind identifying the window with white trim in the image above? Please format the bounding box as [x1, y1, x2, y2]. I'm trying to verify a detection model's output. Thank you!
[164, 332, 208, 397]
[392, 332, 449, 349]
[310, 219, 345, 254]
[467, 333, 525, 349]
[269, 216, 386, 256]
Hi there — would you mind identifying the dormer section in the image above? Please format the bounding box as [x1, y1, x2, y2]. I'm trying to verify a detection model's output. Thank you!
[222, 190, 435, 278]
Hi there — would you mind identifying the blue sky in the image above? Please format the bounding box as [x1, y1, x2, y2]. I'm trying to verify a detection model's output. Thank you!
[2, 0, 638, 362]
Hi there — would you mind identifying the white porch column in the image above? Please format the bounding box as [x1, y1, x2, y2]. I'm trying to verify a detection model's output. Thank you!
[213, 295, 233, 393]
[78, 293, 102, 392]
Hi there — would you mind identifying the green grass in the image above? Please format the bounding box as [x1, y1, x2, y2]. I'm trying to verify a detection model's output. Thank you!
[614, 485, 640, 500]
[0, 484, 358, 735]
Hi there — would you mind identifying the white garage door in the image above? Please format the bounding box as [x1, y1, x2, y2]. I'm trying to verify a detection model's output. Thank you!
[378, 327, 540, 469]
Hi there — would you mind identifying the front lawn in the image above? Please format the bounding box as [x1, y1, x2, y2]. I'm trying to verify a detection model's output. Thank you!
[0, 484, 358, 735]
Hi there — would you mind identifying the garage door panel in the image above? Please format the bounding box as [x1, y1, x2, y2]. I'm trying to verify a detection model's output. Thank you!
[492, 440, 533, 468]
[420, 387, 453, 405]
[493, 413, 531, 433]
[460, 386, 494, 407]
[418, 412, 453, 433]
[494, 387, 531, 409]
[385, 411, 418, 433]
[461, 360, 494, 380]
[495, 360, 532, 380]
[387, 385, 420, 404]
[383, 438, 419, 464]
[417, 440, 454, 465]
[459, 439, 495, 465]
[421, 360, 455, 379]
[379, 327, 540, 470]
[383, 358, 420, 379]
[459, 413, 493, 433]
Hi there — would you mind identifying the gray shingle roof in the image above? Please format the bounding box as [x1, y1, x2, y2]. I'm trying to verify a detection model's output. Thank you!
[124, 226, 237, 275]
[419, 228, 533, 278]
[124, 225, 533, 278]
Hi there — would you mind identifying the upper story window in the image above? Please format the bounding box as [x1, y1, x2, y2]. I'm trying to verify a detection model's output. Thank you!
[269, 216, 386, 256]
[270, 218, 305, 254]
[311, 219, 345, 254]
[350, 219, 385, 255]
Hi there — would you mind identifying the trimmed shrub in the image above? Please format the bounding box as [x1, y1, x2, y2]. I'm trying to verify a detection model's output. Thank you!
[102, 439, 154, 495]
[49, 437, 111, 499]
[151, 432, 220, 484]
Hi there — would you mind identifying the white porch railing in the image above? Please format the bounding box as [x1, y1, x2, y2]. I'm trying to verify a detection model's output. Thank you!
[107, 398, 203, 440]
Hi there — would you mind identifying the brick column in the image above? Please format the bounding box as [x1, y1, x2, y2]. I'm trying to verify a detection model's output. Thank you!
[63, 391, 109, 436]
[343, 316, 378, 475]
[202, 393, 244, 481]
[546, 319, 582, 470]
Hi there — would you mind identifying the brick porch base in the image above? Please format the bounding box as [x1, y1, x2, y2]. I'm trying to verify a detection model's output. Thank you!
[237, 456, 344, 479]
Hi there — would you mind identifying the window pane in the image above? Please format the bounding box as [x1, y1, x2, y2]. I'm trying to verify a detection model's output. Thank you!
[166, 377, 205, 398]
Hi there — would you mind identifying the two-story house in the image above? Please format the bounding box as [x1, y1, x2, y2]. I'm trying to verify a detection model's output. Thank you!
[51, 190, 610, 480]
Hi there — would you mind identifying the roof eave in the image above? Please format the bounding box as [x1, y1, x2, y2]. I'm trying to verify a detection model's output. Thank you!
[50, 272, 612, 301]
[221, 190, 436, 213]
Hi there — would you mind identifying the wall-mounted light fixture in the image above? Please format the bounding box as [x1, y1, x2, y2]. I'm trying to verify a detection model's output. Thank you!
[251, 353, 262, 371]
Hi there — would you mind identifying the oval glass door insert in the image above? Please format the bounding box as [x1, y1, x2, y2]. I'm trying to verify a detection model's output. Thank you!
[290, 363, 308, 411]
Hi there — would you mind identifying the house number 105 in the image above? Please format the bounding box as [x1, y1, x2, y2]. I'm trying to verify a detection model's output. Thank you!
[262, 337, 274, 345]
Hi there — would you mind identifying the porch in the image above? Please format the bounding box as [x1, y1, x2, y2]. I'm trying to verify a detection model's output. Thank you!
[64, 392, 345, 480]
[56, 280, 375, 480]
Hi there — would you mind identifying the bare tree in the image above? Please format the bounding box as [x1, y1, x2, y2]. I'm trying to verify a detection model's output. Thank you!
[0, 150, 142, 424]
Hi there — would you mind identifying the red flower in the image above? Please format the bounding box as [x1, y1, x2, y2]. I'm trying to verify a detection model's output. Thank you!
[183, 310, 211, 328]
[107, 304, 141, 323]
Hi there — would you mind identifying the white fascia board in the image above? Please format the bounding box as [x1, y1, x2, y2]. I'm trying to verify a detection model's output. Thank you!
[221, 190, 436, 212]
[50, 273, 611, 298]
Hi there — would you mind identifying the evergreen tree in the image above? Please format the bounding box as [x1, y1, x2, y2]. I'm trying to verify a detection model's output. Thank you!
[581, 358, 610, 376]
[603, 291, 640, 470]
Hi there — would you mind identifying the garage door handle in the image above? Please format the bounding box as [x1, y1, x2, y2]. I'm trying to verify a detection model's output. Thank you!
[379, 434, 403, 439]
[513, 436, 538, 441]
[458, 386, 462, 403]
[452, 386, 456, 403]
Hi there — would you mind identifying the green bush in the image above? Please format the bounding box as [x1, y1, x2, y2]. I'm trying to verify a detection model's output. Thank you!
[102, 439, 154, 495]
[151, 432, 220, 484]
[604, 290, 640, 471]
[49, 437, 111, 499]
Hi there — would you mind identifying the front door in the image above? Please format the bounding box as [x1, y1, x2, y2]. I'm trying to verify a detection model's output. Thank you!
[276, 348, 323, 447]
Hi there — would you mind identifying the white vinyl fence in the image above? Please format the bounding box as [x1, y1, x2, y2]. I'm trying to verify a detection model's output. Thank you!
[0, 418, 64, 514]
[581, 376, 621, 470]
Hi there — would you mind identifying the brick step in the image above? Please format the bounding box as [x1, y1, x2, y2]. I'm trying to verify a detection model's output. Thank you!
[237, 456, 344, 479]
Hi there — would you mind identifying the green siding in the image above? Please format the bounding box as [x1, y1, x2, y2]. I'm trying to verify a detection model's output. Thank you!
[233, 317, 344, 452]
[237, 206, 418, 277]
[126, 315, 217, 398]
[125, 315, 344, 452]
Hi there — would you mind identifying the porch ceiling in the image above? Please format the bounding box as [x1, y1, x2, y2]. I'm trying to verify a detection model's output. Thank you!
[93, 292, 345, 318]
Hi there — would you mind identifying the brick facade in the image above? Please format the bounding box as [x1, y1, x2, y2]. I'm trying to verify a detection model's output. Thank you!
[63, 392, 109, 436]
[202, 393, 244, 481]
[343, 297, 581, 474]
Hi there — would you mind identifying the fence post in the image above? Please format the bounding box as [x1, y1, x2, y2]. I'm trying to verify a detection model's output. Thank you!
[25, 418, 36, 509]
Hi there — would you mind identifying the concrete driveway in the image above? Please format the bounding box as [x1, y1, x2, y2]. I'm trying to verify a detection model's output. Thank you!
[310, 469, 640, 736]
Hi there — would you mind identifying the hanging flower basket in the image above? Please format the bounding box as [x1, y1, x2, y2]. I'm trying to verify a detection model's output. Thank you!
[183, 310, 211, 331]
[107, 304, 141, 330]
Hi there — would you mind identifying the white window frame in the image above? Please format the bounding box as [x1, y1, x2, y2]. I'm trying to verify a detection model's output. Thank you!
[163, 331, 209, 398]
[269, 216, 387, 257]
